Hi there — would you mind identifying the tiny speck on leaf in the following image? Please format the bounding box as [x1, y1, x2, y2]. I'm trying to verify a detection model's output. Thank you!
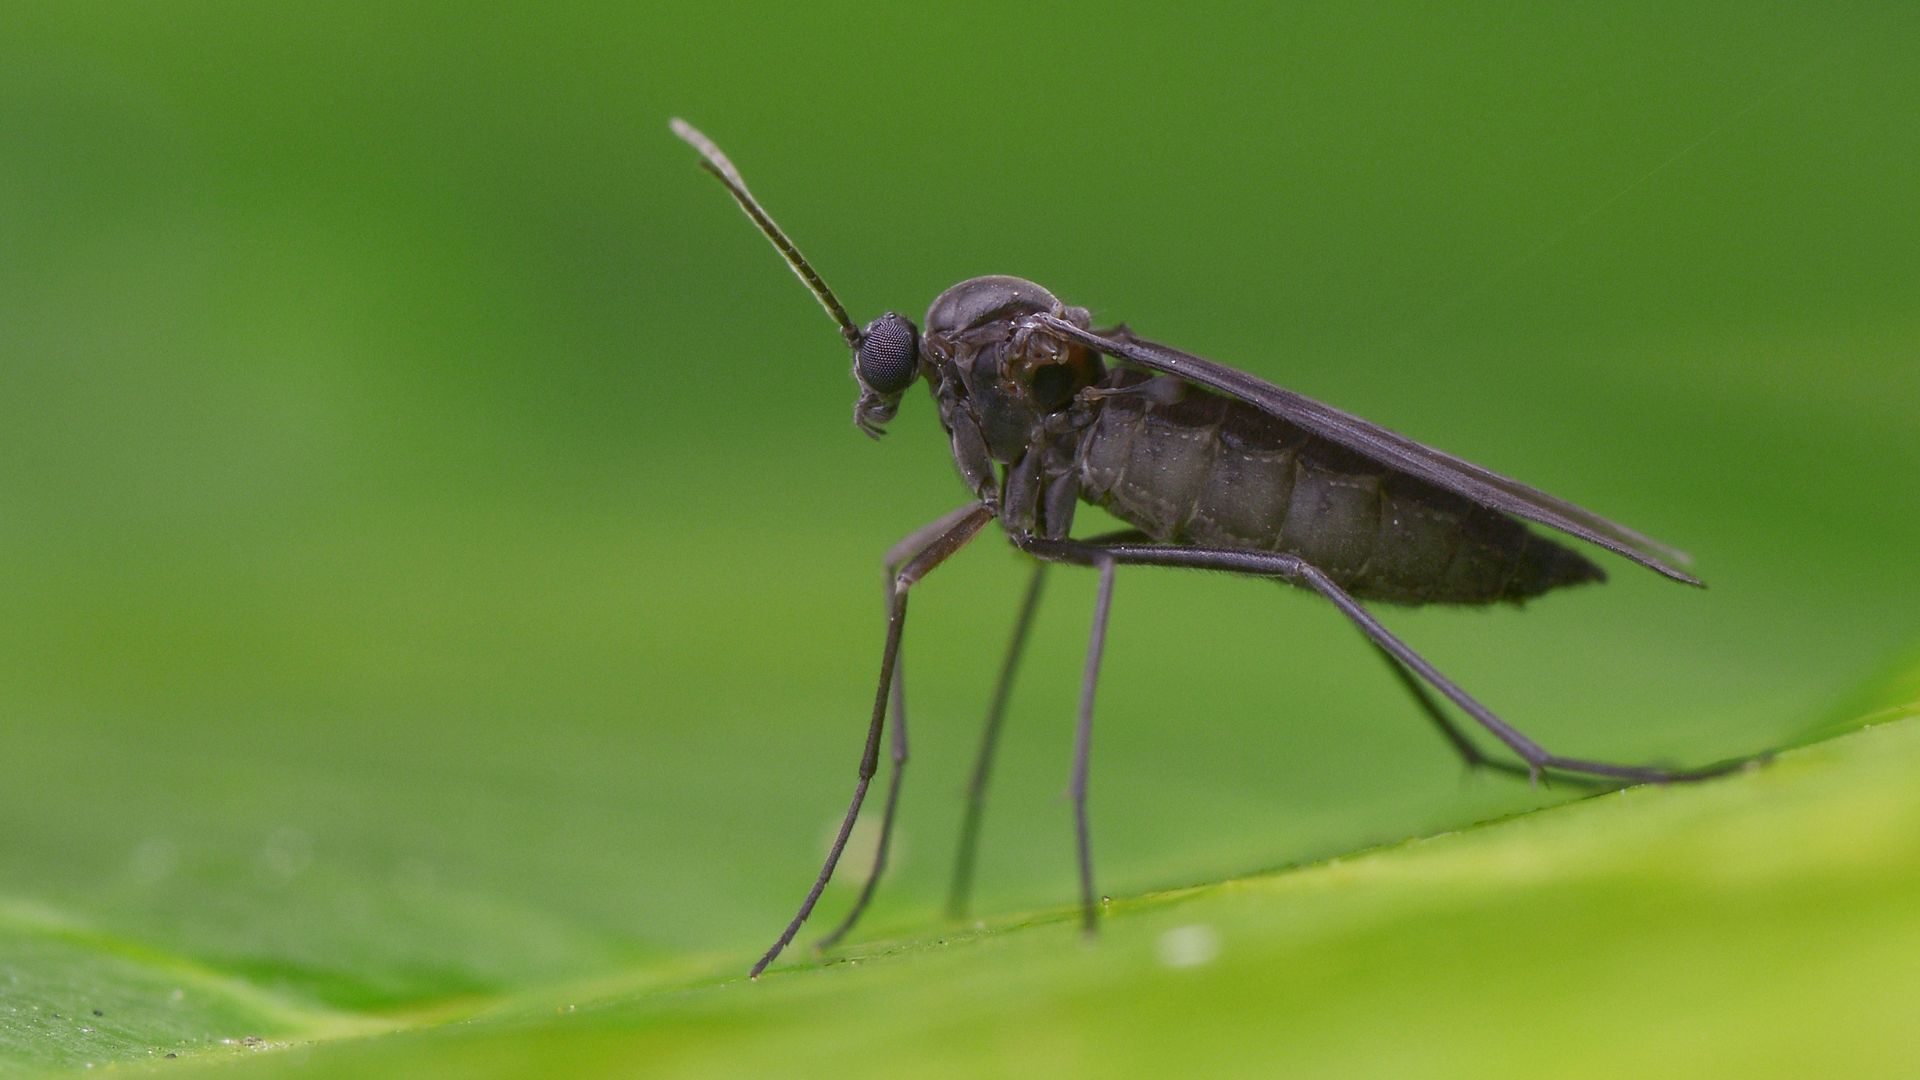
[1156, 924, 1222, 969]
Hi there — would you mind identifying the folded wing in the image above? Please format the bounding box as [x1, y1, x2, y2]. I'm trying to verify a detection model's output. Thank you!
[1034, 313, 1699, 585]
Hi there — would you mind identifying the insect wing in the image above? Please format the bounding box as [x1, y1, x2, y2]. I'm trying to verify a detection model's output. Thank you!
[1034, 313, 1699, 585]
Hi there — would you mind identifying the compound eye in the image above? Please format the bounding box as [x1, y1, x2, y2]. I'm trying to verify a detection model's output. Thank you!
[857, 312, 920, 394]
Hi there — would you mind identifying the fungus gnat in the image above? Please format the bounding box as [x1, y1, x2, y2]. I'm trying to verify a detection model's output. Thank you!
[669, 119, 1755, 979]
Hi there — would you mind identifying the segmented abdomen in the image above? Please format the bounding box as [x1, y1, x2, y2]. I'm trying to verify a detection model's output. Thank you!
[1075, 377, 1602, 605]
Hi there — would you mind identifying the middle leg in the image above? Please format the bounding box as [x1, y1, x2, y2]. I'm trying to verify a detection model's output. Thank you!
[946, 560, 1049, 920]
[1070, 555, 1117, 933]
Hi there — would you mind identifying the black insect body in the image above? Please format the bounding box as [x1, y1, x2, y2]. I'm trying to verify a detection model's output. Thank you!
[670, 120, 1750, 979]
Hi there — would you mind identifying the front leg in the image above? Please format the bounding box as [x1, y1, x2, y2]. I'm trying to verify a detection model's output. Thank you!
[815, 504, 993, 953]
[750, 504, 995, 978]
[940, 398, 1002, 511]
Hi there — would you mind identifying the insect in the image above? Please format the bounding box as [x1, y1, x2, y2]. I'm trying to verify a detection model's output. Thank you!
[670, 119, 1751, 979]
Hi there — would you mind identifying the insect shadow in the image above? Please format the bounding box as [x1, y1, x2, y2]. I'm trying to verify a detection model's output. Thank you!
[670, 119, 1761, 979]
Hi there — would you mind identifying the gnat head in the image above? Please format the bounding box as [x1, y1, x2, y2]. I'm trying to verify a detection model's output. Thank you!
[671, 119, 920, 437]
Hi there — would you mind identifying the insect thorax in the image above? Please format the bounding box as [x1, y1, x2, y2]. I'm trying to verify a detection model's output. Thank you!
[920, 280, 1104, 535]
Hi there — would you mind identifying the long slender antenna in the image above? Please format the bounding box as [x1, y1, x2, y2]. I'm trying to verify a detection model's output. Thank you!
[670, 118, 862, 348]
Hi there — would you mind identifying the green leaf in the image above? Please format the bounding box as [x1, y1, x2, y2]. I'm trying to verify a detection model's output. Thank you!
[5, 686, 1916, 1077]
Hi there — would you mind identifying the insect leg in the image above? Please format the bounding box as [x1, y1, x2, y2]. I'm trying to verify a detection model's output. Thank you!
[814, 505, 991, 952]
[1372, 642, 1491, 767]
[750, 504, 994, 979]
[1369, 644, 1614, 787]
[946, 560, 1049, 920]
[811, 645, 907, 952]
[1071, 555, 1118, 933]
[1288, 566, 1747, 784]
[1014, 537, 1750, 786]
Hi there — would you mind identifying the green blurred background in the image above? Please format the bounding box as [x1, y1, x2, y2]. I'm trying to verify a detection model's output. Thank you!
[2, 2, 1917, 1072]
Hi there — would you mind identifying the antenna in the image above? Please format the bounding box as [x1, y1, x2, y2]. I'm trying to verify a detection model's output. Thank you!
[670, 119, 862, 349]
